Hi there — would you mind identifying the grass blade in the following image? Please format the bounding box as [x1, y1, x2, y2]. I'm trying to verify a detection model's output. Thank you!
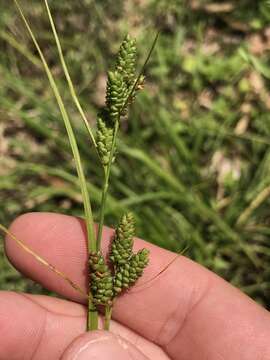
[13, 0, 98, 330]
[43, 0, 98, 152]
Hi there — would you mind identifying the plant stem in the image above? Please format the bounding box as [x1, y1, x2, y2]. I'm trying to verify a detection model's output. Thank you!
[236, 185, 270, 228]
[96, 121, 119, 250]
[43, 0, 101, 330]
[104, 305, 113, 331]
[43, 0, 98, 153]
[88, 300, 99, 331]
[14, 0, 98, 330]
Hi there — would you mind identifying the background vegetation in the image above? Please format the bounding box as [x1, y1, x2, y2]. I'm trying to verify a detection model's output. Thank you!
[0, 0, 270, 308]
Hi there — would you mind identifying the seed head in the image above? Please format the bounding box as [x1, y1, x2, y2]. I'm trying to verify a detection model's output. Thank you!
[105, 70, 129, 122]
[110, 212, 135, 266]
[113, 248, 150, 295]
[116, 34, 137, 87]
[96, 118, 114, 166]
[89, 251, 114, 306]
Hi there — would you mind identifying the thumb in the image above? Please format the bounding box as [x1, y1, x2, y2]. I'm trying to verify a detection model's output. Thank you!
[61, 330, 149, 360]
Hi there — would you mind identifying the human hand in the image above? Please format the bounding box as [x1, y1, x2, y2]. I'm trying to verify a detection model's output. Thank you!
[2, 212, 270, 359]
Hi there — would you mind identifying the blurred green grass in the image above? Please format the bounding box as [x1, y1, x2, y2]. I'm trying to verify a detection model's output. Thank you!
[0, 0, 270, 308]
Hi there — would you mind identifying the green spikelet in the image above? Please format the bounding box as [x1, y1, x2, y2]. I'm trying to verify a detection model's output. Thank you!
[110, 213, 135, 266]
[116, 34, 137, 86]
[89, 251, 114, 306]
[96, 118, 114, 166]
[106, 70, 128, 122]
[113, 248, 150, 294]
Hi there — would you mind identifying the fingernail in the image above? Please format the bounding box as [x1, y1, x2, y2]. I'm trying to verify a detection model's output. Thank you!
[62, 331, 147, 360]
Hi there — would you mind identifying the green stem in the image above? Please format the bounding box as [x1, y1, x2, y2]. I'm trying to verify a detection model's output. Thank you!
[13, 0, 96, 250]
[88, 301, 99, 331]
[96, 121, 119, 250]
[43, 0, 98, 151]
[104, 305, 113, 331]
[14, 0, 98, 330]
[43, 0, 101, 331]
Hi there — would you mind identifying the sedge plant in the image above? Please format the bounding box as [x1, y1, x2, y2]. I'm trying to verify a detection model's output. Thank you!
[2, 0, 159, 331]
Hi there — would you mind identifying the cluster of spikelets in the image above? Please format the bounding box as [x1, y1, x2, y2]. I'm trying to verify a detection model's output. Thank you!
[96, 34, 145, 166]
[89, 213, 150, 306]
[90, 35, 149, 306]
[96, 118, 114, 166]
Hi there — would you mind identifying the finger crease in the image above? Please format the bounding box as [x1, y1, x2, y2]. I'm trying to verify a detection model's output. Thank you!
[29, 307, 47, 360]
[156, 275, 213, 351]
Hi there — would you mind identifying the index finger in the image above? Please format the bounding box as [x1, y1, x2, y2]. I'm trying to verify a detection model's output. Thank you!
[5, 212, 270, 360]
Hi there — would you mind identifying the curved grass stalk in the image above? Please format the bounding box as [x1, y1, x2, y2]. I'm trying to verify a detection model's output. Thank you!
[236, 186, 270, 227]
[0, 224, 87, 298]
[43, 0, 98, 153]
[0, 30, 42, 69]
[14, 0, 98, 330]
